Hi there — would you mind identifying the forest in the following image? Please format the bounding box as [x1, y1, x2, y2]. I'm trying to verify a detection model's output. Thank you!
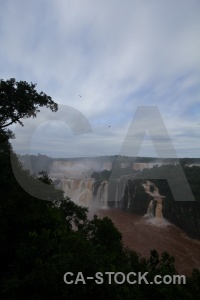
[0, 79, 200, 299]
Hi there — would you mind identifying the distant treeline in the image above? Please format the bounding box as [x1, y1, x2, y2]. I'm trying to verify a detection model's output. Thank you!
[18, 153, 200, 175]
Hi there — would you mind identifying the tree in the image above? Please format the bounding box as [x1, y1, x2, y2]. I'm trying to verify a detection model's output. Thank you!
[1, 79, 200, 299]
[0, 78, 57, 129]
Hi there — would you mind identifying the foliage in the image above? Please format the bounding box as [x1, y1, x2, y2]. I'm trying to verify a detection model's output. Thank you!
[0, 81, 200, 299]
[0, 78, 57, 129]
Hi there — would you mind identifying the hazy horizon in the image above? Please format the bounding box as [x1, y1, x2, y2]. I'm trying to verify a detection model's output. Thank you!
[18, 153, 200, 160]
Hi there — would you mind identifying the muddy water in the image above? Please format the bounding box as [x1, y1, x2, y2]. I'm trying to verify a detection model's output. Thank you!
[93, 208, 200, 276]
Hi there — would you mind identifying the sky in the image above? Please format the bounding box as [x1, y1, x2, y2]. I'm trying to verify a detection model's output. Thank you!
[0, 0, 200, 158]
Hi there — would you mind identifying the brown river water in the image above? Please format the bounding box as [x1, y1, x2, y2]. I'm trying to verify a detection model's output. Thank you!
[92, 208, 200, 276]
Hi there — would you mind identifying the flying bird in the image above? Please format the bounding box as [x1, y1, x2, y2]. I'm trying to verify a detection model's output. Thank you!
[79, 95, 82, 98]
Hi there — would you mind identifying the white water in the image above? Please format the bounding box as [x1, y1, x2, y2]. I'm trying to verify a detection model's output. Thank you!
[97, 181, 108, 208]
[143, 181, 165, 225]
[147, 200, 154, 217]
[61, 178, 94, 206]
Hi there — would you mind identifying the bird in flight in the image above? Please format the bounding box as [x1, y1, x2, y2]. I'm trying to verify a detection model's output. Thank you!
[79, 95, 82, 98]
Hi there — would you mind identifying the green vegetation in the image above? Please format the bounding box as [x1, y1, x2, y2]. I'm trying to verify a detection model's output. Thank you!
[0, 79, 200, 299]
[0, 78, 57, 129]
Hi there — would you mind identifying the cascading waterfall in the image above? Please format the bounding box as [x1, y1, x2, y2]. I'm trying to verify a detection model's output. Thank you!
[146, 198, 163, 220]
[143, 181, 164, 222]
[127, 183, 131, 210]
[147, 200, 154, 217]
[114, 177, 127, 208]
[61, 178, 94, 206]
[61, 179, 75, 198]
[59, 177, 126, 208]
[96, 181, 108, 208]
[77, 180, 94, 206]
[155, 197, 163, 219]
[54, 175, 165, 217]
[49, 160, 168, 210]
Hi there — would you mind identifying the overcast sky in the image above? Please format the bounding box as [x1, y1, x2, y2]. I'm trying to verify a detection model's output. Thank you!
[1, 0, 200, 158]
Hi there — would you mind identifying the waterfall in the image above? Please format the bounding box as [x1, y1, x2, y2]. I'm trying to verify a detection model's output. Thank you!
[155, 198, 163, 219]
[97, 181, 108, 208]
[145, 197, 163, 223]
[77, 180, 94, 206]
[103, 182, 108, 208]
[61, 178, 94, 206]
[114, 176, 127, 208]
[143, 181, 164, 223]
[127, 183, 131, 209]
[147, 200, 154, 217]
[60, 177, 125, 209]
[61, 179, 75, 198]
[115, 184, 119, 207]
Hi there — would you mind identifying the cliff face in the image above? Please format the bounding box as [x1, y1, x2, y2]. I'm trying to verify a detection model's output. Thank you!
[148, 166, 200, 239]
[54, 164, 200, 239]
[54, 177, 126, 208]
[92, 164, 200, 239]
[165, 202, 200, 238]
[120, 170, 200, 239]
[19, 154, 200, 239]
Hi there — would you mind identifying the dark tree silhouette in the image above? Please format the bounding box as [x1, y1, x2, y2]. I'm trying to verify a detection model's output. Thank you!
[0, 78, 57, 129]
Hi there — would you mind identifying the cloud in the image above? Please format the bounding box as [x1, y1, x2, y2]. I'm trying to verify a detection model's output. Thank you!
[1, 0, 200, 157]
